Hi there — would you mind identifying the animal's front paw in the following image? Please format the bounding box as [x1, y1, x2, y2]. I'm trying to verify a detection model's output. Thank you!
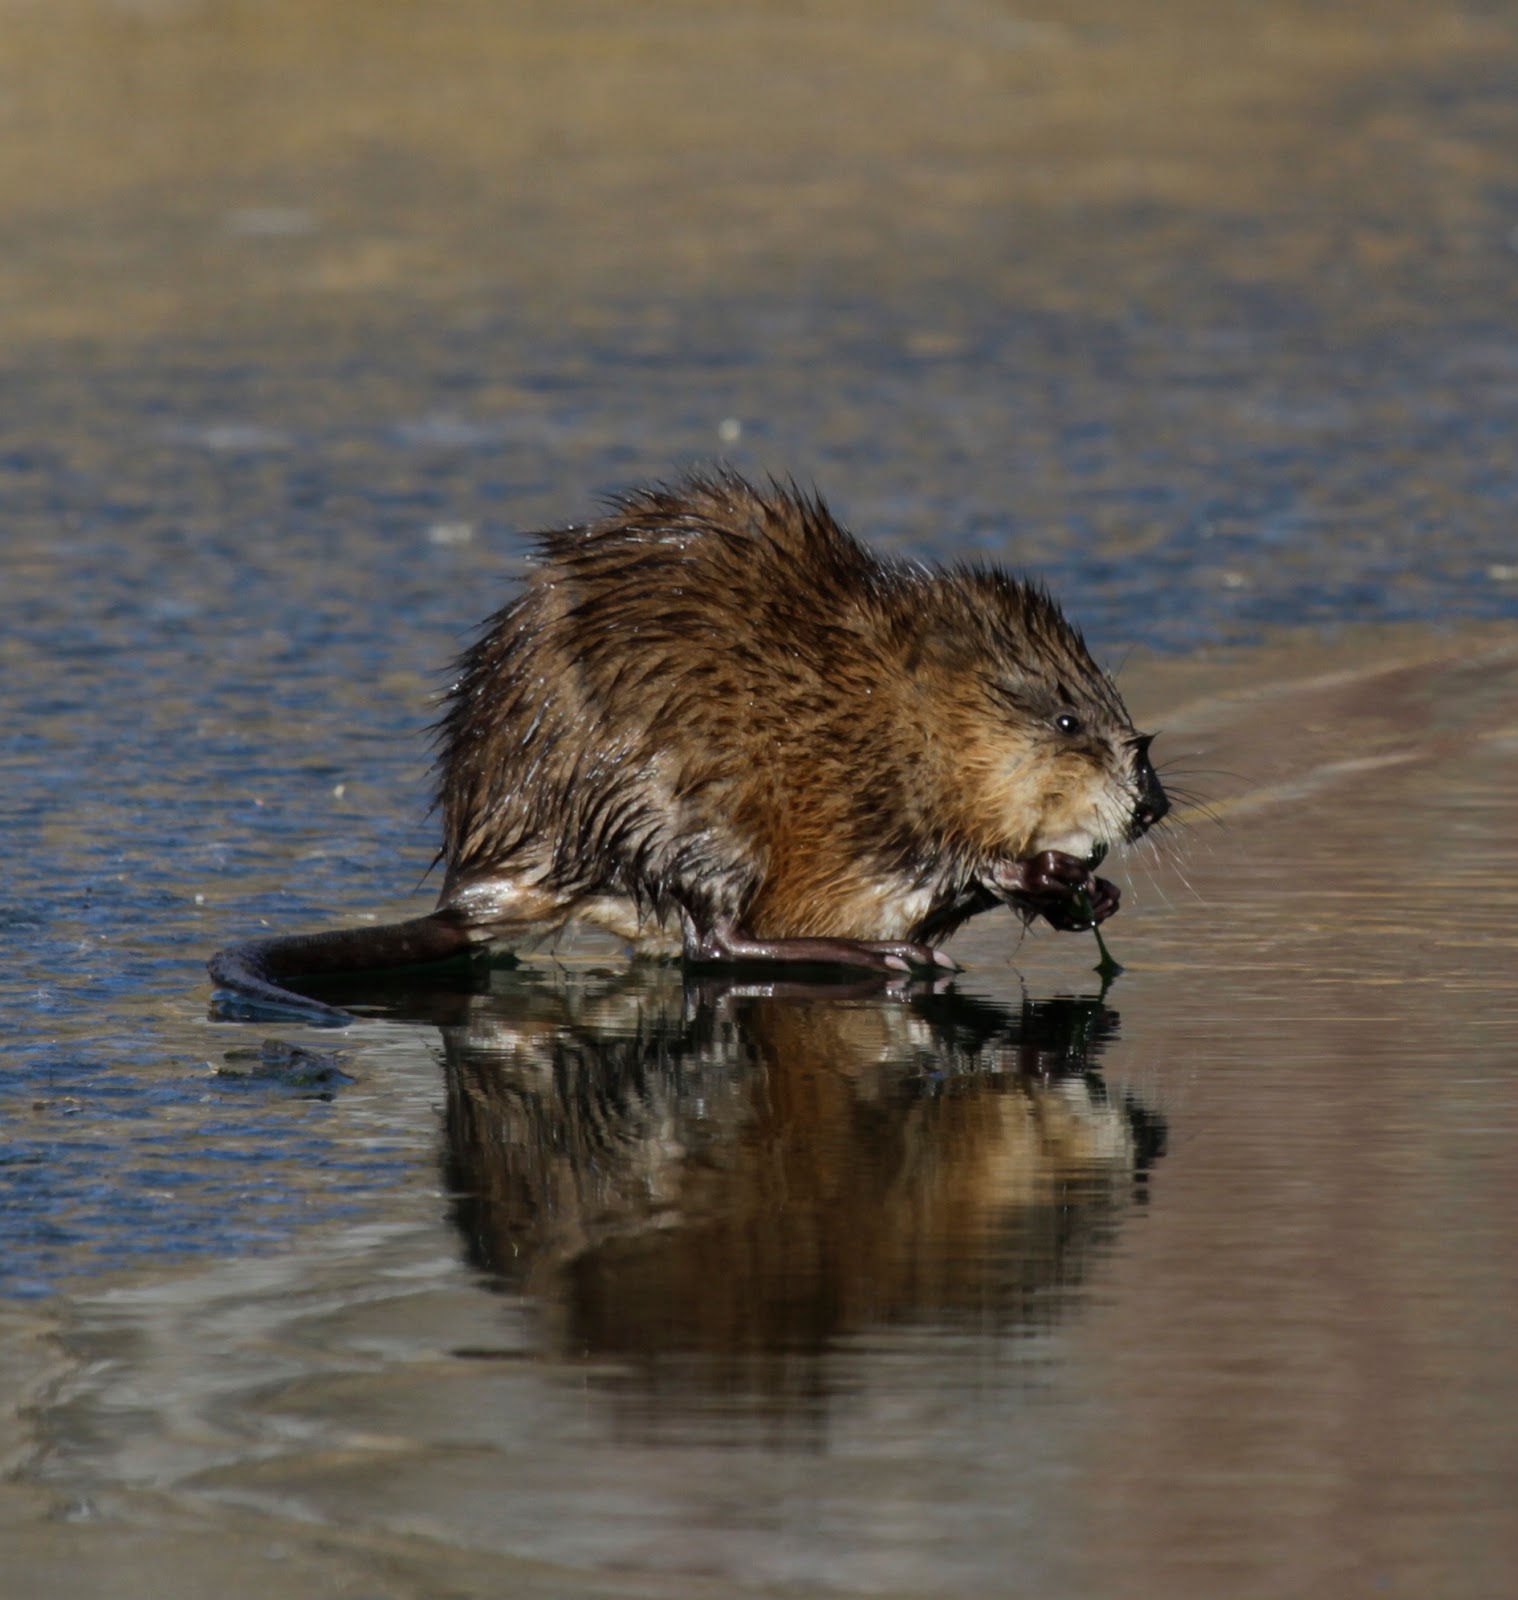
[989, 851, 1121, 932]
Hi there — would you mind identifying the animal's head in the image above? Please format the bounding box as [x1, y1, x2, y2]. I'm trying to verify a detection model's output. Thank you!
[903, 568, 1168, 867]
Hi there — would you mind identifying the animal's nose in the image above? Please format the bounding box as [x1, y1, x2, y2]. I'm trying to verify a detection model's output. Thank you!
[1131, 736, 1168, 833]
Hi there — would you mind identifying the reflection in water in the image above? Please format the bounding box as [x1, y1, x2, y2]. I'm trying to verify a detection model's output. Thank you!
[431, 967, 1165, 1413]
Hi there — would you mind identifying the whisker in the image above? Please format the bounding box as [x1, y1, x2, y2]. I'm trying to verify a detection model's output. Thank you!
[1161, 790, 1227, 828]
[1128, 838, 1178, 913]
[1158, 763, 1248, 786]
[1127, 824, 1209, 908]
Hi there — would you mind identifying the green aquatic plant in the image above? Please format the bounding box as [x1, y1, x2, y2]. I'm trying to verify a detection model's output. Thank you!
[1079, 844, 1123, 983]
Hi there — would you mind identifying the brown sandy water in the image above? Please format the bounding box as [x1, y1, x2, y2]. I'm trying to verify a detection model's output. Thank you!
[3, 3, 1518, 1597]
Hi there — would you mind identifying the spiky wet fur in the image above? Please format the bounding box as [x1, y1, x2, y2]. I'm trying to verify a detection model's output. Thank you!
[436, 471, 1153, 952]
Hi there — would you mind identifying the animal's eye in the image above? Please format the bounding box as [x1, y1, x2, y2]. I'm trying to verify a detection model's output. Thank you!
[1054, 712, 1083, 736]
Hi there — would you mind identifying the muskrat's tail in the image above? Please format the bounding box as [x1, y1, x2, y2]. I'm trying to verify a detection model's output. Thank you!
[208, 912, 479, 1026]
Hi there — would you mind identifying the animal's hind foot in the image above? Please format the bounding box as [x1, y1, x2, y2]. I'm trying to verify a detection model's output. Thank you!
[687, 922, 957, 975]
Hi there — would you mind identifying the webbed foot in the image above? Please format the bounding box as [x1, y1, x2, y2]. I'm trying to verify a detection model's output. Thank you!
[687, 922, 958, 974]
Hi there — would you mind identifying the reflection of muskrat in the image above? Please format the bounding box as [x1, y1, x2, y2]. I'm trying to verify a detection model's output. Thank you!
[439, 972, 1167, 1388]
[210, 471, 1168, 1020]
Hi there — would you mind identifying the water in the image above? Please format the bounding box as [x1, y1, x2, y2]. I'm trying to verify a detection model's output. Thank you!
[3, 3, 1517, 1595]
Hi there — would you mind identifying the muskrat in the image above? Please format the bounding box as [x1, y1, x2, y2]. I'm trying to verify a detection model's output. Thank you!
[209, 471, 1168, 1022]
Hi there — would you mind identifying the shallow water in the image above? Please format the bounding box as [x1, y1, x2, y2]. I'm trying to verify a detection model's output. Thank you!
[3, 3, 1518, 1597]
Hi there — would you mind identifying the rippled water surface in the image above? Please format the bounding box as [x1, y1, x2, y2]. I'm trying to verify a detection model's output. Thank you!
[3, 3, 1518, 1596]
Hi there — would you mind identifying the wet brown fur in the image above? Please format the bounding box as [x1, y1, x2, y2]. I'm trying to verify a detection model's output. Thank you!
[438, 469, 1154, 947]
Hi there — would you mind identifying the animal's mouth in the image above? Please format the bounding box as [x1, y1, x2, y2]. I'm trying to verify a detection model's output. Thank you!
[1129, 797, 1168, 838]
